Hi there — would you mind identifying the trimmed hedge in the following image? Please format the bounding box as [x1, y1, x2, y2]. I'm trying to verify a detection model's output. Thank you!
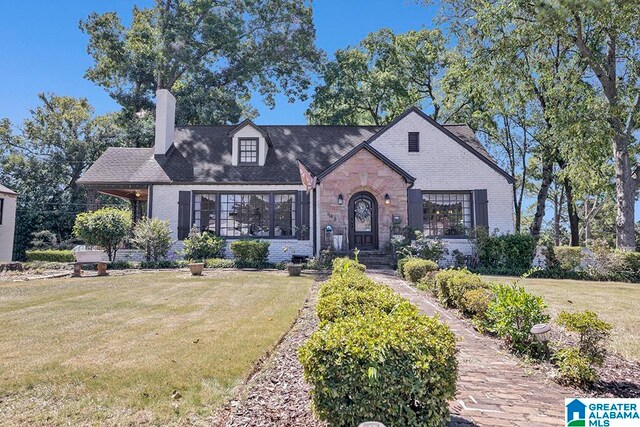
[317, 285, 417, 326]
[299, 259, 458, 426]
[433, 269, 485, 310]
[402, 258, 438, 283]
[299, 309, 457, 427]
[25, 250, 75, 263]
[230, 240, 270, 263]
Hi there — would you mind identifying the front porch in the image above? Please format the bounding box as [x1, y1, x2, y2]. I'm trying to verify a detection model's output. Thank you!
[85, 184, 149, 222]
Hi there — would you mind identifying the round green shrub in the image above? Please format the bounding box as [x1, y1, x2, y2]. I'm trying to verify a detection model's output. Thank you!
[433, 269, 484, 309]
[317, 286, 418, 326]
[183, 232, 226, 261]
[402, 258, 438, 283]
[319, 269, 379, 299]
[462, 287, 494, 319]
[298, 310, 458, 427]
[486, 284, 550, 356]
[230, 239, 269, 263]
[556, 310, 611, 366]
[553, 347, 597, 386]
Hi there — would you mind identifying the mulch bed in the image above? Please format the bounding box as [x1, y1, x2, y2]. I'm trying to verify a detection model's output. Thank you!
[591, 353, 640, 398]
[211, 280, 326, 427]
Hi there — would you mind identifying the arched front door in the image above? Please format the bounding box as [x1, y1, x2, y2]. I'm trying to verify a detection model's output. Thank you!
[348, 192, 378, 250]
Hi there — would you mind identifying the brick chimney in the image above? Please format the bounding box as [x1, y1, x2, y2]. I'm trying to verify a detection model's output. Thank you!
[154, 89, 176, 157]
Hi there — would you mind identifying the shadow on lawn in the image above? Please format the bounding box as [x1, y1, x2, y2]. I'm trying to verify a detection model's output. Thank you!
[592, 380, 640, 398]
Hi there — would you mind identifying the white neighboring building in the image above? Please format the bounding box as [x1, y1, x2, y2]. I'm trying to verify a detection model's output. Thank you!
[0, 184, 17, 262]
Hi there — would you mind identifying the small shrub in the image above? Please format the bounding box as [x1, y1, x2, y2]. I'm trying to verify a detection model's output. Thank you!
[416, 271, 438, 293]
[131, 218, 173, 262]
[616, 251, 640, 282]
[23, 261, 70, 271]
[462, 287, 494, 320]
[29, 230, 59, 250]
[395, 230, 447, 262]
[555, 246, 583, 271]
[331, 257, 366, 275]
[73, 207, 132, 261]
[183, 231, 226, 261]
[230, 240, 269, 263]
[553, 347, 597, 386]
[396, 257, 409, 277]
[25, 249, 75, 263]
[433, 269, 484, 309]
[402, 258, 438, 283]
[556, 311, 612, 366]
[486, 284, 549, 356]
[317, 286, 417, 326]
[319, 270, 379, 299]
[204, 258, 235, 269]
[473, 228, 536, 271]
[298, 309, 457, 427]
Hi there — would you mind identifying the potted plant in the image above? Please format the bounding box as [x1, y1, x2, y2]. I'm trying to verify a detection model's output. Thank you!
[182, 227, 226, 276]
[283, 245, 303, 276]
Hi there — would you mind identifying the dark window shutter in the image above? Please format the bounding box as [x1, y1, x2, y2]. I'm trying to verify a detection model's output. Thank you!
[177, 191, 191, 240]
[473, 189, 489, 229]
[407, 188, 423, 231]
[296, 190, 310, 240]
[408, 132, 420, 152]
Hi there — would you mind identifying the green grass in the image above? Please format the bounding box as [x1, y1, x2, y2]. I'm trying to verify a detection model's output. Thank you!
[0, 271, 313, 426]
[483, 275, 640, 362]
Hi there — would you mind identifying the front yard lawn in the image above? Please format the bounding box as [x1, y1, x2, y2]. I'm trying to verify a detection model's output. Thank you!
[483, 275, 640, 362]
[0, 271, 313, 426]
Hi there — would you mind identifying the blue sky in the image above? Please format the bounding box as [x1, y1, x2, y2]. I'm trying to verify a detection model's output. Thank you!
[0, 0, 439, 125]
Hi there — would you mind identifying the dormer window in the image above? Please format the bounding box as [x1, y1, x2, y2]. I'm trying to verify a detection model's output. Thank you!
[239, 138, 259, 164]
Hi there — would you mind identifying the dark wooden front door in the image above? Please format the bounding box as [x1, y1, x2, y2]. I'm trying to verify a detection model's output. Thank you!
[348, 192, 378, 250]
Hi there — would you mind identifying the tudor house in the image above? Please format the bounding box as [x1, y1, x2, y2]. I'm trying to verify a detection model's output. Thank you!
[78, 90, 515, 263]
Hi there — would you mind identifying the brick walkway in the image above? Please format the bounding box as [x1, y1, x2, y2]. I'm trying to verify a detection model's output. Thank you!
[368, 270, 579, 427]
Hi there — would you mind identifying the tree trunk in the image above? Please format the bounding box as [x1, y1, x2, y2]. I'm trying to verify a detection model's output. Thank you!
[553, 194, 561, 246]
[563, 177, 580, 246]
[530, 156, 554, 240]
[612, 133, 636, 250]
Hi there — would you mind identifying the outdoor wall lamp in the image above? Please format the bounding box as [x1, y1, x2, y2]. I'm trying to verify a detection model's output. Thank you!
[384, 193, 391, 205]
[134, 191, 141, 198]
[337, 194, 344, 205]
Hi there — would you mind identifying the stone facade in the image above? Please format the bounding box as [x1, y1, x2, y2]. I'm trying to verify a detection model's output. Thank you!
[318, 148, 411, 252]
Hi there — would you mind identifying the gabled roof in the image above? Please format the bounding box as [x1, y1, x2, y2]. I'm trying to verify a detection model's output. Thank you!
[228, 119, 272, 147]
[78, 111, 510, 186]
[368, 106, 515, 183]
[0, 184, 17, 195]
[317, 141, 415, 183]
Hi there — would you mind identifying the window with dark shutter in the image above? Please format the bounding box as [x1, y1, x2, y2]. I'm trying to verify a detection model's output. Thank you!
[408, 132, 420, 152]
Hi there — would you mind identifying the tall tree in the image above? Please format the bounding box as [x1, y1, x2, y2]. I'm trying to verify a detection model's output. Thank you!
[0, 95, 119, 259]
[306, 28, 448, 125]
[81, 0, 322, 145]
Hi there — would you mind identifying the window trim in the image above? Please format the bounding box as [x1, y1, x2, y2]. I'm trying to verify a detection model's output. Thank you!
[192, 191, 297, 240]
[0, 198, 3, 225]
[237, 137, 259, 165]
[408, 132, 420, 153]
[421, 190, 474, 239]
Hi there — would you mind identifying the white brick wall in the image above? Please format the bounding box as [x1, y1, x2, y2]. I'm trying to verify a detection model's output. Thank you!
[150, 184, 314, 262]
[370, 111, 515, 241]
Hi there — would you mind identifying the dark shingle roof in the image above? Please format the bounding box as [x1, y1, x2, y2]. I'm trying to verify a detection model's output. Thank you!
[78, 122, 502, 185]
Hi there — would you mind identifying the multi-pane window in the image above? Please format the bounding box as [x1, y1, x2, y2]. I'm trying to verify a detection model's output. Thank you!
[273, 193, 296, 237]
[194, 193, 216, 233]
[423, 192, 472, 237]
[220, 194, 270, 237]
[239, 138, 258, 164]
[193, 192, 298, 238]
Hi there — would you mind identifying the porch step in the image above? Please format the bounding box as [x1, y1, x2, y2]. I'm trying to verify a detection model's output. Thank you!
[357, 252, 393, 269]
